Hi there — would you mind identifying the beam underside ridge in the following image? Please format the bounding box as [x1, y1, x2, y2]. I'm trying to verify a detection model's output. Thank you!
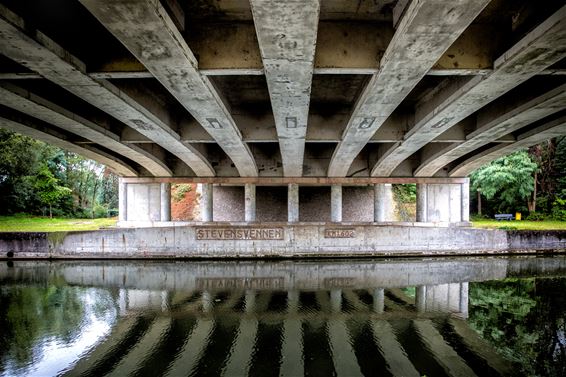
[79, 0, 257, 177]
[327, 0, 491, 177]
[372, 5, 566, 177]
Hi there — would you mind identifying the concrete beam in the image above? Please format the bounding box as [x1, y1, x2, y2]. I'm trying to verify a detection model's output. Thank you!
[250, 0, 319, 176]
[0, 4, 214, 177]
[327, 0, 490, 177]
[79, 0, 257, 177]
[450, 114, 566, 177]
[373, 5, 566, 177]
[415, 83, 566, 176]
[0, 82, 172, 177]
[123, 177, 468, 185]
[0, 112, 137, 176]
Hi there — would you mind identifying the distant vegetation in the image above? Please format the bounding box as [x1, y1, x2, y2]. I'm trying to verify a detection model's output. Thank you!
[0, 129, 118, 219]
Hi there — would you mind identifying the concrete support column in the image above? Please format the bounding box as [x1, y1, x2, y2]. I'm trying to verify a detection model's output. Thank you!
[244, 184, 256, 222]
[330, 185, 342, 222]
[119, 178, 127, 222]
[160, 183, 171, 221]
[288, 184, 299, 222]
[374, 183, 394, 222]
[201, 183, 213, 222]
[461, 179, 470, 222]
[416, 183, 428, 222]
[415, 286, 427, 313]
[372, 288, 385, 314]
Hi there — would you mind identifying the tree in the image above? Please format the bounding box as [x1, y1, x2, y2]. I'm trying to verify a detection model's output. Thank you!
[470, 151, 538, 214]
[33, 165, 72, 218]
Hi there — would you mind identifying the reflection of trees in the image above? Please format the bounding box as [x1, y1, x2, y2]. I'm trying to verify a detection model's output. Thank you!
[0, 285, 87, 369]
[469, 278, 566, 376]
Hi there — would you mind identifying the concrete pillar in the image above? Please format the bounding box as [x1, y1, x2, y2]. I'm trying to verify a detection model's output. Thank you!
[288, 184, 299, 222]
[416, 183, 428, 222]
[372, 288, 385, 314]
[374, 183, 394, 222]
[201, 183, 213, 222]
[244, 184, 256, 222]
[461, 179, 470, 222]
[160, 183, 171, 221]
[415, 286, 426, 312]
[118, 179, 127, 222]
[330, 185, 342, 222]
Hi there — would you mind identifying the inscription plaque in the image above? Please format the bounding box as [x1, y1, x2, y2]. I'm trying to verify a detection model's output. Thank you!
[324, 228, 355, 238]
[196, 227, 284, 240]
[323, 277, 356, 288]
[196, 277, 284, 290]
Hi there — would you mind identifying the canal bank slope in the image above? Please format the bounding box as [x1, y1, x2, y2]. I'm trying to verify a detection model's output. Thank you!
[0, 224, 564, 259]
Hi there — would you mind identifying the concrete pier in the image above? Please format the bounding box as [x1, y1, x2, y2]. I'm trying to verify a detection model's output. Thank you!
[330, 185, 342, 222]
[374, 184, 394, 222]
[288, 184, 299, 223]
[201, 183, 213, 222]
[244, 184, 256, 222]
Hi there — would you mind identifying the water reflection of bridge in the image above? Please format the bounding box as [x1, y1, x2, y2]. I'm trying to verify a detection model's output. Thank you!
[3, 256, 566, 376]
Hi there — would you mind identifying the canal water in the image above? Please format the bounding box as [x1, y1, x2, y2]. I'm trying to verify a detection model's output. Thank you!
[0, 256, 564, 377]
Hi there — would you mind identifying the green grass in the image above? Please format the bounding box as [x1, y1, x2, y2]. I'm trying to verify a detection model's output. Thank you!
[0, 216, 118, 232]
[472, 219, 566, 230]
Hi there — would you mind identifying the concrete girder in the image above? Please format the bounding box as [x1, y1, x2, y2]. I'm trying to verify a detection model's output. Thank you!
[79, 0, 257, 177]
[450, 114, 566, 177]
[414, 82, 566, 177]
[0, 4, 214, 177]
[0, 82, 172, 177]
[250, 0, 320, 177]
[327, 0, 490, 177]
[372, 5, 566, 177]
[0, 114, 137, 176]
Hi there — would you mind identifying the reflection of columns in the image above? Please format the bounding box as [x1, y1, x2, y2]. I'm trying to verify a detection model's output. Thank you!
[328, 319, 363, 376]
[166, 319, 215, 377]
[413, 320, 476, 377]
[331, 185, 342, 222]
[202, 291, 212, 313]
[244, 184, 256, 222]
[119, 179, 127, 221]
[160, 183, 171, 221]
[461, 179, 470, 222]
[416, 183, 427, 222]
[459, 282, 469, 319]
[371, 321, 419, 377]
[201, 183, 213, 222]
[373, 288, 385, 314]
[288, 184, 299, 222]
[330, 289, 342, 313]
[280, 291, 303, 377]
[110, 318, 172, 376]
[415, 286, 426, 313]
[223, 292, 258, 377]
[374, 184, 394, 222]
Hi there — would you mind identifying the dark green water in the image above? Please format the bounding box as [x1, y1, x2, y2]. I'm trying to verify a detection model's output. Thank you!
[0, 256, 564, 376]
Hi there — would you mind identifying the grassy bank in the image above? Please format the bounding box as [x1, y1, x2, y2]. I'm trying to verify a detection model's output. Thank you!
[472, 220, 566, 230]
[0, 216, 117, 232]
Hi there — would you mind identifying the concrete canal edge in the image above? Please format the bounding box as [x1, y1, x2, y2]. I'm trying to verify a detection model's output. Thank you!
[0, 224, 564, 259]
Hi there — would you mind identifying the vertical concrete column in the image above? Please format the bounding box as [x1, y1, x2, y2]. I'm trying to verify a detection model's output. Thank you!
[201, 183, 213, 222]
[415, 286, 427, 313]
[416, 183, 428, 222]
[118, 178, 127, 222]
[374, 183, 394, 222]
[160, 183, 171, 221]
[461, 179, 470, 222]
[372, 288, 385, 314]
[330, 185, 342, 222]
[244, 184, 256, 222]
[288, 184, 299, 222]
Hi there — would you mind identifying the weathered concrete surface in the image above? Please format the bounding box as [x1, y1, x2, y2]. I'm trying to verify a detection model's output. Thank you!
[251, 0, 319, 176]
[79, 0, 257, 177]
[2, 225, 564, 259]
[507, 230, 566, 252]
[373, 5, 566, 177]
[327, 0, 490, 177]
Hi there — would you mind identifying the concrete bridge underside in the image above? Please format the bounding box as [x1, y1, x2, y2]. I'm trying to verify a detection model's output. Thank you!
[1, 0, 565, 224]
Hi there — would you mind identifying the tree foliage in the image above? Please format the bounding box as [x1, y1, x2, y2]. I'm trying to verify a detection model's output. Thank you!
[0, 129, 118, 217]
[470, 151, 538, 213]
